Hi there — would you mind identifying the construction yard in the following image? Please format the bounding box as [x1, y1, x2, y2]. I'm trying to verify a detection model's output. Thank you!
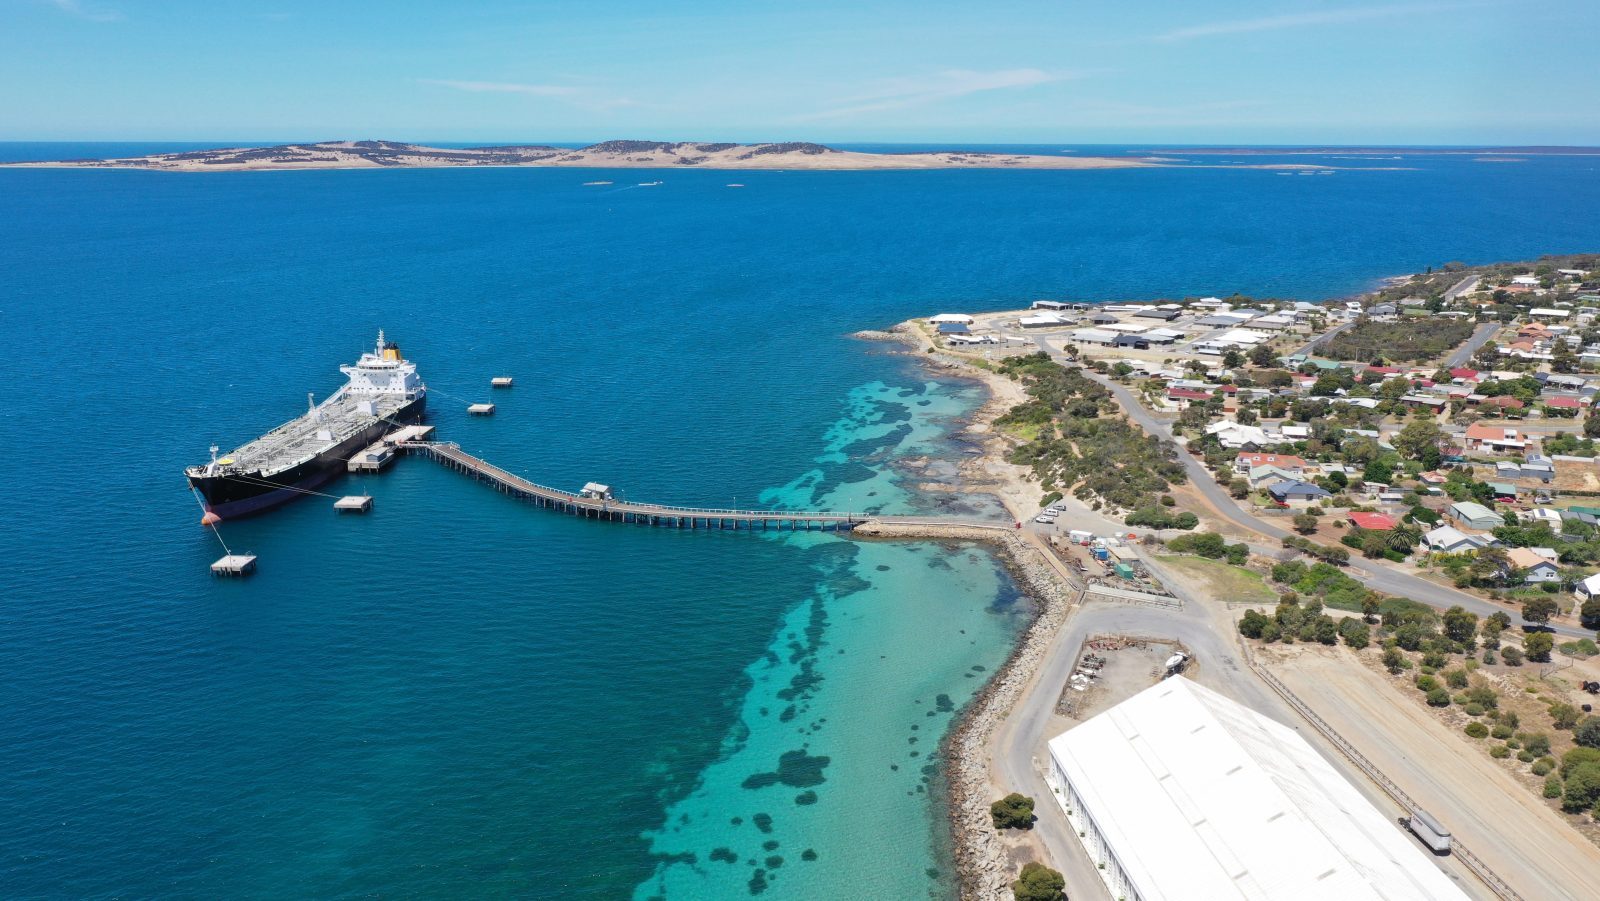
[1259, 644, 1600, 901]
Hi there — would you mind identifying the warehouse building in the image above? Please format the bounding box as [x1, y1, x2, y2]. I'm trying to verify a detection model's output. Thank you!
[1045, 678, 1467, 901]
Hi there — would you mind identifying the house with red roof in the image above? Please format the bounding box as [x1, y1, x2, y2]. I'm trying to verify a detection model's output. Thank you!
[1166, 387, 1214, 410]
[1482, 395, 1526, 415]
[1233, 452, 1306, 475]
[1449, 367, 1482, 382]
[1348, 512, 1397, 532]
[1543, 395, 1584, 416]
[1463, 423, 1526, 452]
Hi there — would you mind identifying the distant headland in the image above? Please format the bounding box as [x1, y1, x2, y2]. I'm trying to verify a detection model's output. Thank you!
[3, 139, 1160, 172]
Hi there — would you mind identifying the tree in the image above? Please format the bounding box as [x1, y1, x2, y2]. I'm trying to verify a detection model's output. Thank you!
[990, 793, 1036, 830]
[1363, 458, 1394, 485]
[1501, 645, 1524, 666]
[1293, 513, 1319, 534]
[1222, 349, 1245, 369]
[1442, 606, 1479, 645]
[1012, 862, 1066, 901]
[1586, 409, 1600, 440]
[1522, 597, 1560, 625]
[1524, 632, 1554, 662]
[1339, 617, 1370, 649]
[1250, 343, 1277, 367]
[1576, 716, 1600, 749]
[1581, 597, 1600, 630]
[1562, 763, 1600, 813]
[1393, 418, 1443, 461]
[1239, 609, 1271, 638]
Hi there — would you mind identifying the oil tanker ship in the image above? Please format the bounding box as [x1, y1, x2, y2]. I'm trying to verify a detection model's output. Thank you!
[186, 331, 426, 522]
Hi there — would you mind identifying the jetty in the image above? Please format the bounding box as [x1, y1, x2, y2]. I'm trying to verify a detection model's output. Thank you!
[400, 440, 1006, 532]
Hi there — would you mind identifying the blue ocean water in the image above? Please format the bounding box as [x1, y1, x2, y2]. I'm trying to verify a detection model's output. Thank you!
[2, 144, 1599, 899]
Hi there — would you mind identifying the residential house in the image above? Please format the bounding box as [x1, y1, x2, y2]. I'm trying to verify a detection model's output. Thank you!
[1247, 465, 1303, 490]
[1448, 501, 1503, 530]
[1234, 452, 1306, 476]
[1507, 547, 1561, 583]
[1576, 573, 1600, 600]
[1422, 525, 1493, 554]
[1462, 423, 1527, 454]
[1266, 481, 1331, 506]
[1348, 512, 1397, 532]
[1166, 387, 1214, 410]
[1206, 420, 1274, 450]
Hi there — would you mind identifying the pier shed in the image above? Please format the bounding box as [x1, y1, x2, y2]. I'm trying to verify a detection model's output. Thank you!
[580, 482, 614, 500]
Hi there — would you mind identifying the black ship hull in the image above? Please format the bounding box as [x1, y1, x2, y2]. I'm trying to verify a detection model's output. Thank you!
[188, 394, 425, 520]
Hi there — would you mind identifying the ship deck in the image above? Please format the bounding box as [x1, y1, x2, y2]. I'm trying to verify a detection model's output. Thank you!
[195, 391, 417, 476]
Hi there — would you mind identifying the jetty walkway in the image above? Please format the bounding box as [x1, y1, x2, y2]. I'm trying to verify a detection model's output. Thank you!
[402, 441, 1010, 533]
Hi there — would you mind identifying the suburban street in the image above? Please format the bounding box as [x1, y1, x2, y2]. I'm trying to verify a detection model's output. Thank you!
[1445, 321, 1502, 368]
[1077, 369, 1590, 638]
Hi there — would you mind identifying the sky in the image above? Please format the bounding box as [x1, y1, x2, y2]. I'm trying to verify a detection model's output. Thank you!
[2, 0, 1597, 144]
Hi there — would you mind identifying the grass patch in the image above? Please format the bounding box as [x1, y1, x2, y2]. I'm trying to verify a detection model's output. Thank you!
[999, 420, 1043, 442]
[1157, 555, 1277, 606]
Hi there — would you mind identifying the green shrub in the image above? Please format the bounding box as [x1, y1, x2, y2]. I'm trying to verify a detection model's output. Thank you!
[1011, 862, 1066, 901]
[1491, 724, 1514, 740]
[1426, 687, 1451, 707]
[990, 793, 1036, 830]
[1464, 703, 1485, 717]
[1518, 750, 1536, 763]
[1414, 674, 1439, 692]
[1490, 745, 1511, 759]
[1443, 668, 1469, 689]
[1533, 759, 1555, 776]
[1545, 775, 1564, 798]
[1464, 722, 1489, 739]
[1522, 732, 1552, 757]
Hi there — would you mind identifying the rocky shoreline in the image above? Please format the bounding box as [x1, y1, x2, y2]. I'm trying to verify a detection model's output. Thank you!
[853, 523, 1079, 899]
[850, 318, 1084, 899]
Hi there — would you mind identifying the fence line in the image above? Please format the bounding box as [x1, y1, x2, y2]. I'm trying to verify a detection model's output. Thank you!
[1236, 637, 1523, 901]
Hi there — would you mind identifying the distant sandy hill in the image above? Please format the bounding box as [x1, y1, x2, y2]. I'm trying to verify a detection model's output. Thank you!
[6, 139, 1154, 172]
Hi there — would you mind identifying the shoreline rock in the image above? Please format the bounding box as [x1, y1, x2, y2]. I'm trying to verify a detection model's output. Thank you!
[853, 532, 1078, 900]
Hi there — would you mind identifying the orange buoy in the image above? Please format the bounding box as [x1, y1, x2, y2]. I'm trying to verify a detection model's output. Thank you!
[201, 511, 222, 526]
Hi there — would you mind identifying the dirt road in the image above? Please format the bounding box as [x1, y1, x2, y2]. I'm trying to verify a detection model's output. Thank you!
[1269, 648, 1600, 901]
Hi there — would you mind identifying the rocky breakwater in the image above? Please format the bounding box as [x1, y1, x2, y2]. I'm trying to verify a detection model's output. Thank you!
[851, 521, 1079, 900]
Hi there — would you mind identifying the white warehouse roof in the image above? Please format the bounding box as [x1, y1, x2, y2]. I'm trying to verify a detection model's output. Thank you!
[1048, 678, 1467, 901]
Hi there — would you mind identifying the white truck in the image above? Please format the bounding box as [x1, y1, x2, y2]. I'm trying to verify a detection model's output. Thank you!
[1403, 809, 1452, 854]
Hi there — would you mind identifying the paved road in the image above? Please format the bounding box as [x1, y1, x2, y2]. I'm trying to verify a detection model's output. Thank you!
[1293, 318, 1354, 356]
[991, 558, 1486, 899]
[1444, 274, 1482, 303]
[1444, 321, 1501, 368]
[1078, 370, 1589, 638]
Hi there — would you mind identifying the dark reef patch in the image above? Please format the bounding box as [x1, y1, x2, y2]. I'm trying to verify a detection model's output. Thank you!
[710, 847, 738, 864]
[794, 790, 818, 805]
[742, 749, 831, 789]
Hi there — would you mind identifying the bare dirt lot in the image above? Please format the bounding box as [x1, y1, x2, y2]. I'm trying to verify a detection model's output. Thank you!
[1055, 634, 1184, 720]
[1262, 644, 1600, 901]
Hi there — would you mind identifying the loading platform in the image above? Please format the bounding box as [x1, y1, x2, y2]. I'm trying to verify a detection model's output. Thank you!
[211, 554, 258, 576]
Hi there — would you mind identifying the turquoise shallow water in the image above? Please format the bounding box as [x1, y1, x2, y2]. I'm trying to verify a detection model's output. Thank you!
[2, 145, 1599, 898]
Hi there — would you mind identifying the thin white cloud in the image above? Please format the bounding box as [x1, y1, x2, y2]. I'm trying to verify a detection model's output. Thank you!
[46, 0, 123, 22]
[1152, 2, 1485, 43]
[420, 79, 580, 98]
[795, 68, 1072, 122]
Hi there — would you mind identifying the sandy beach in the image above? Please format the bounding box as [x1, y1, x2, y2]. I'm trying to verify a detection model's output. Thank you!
[5, 139, 1156, 173]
